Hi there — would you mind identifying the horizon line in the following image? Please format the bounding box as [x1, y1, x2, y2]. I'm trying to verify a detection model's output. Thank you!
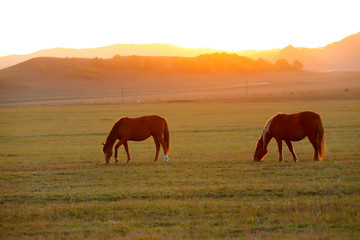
[0, 42, 324, 58]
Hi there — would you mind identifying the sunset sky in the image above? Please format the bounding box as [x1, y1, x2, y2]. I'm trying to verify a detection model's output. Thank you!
[1, 0, 359, 57]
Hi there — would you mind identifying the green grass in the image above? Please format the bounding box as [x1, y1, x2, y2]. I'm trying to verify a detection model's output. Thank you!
[1, 98, 359, 239]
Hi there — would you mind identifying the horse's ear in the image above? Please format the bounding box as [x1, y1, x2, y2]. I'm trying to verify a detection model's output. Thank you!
[102, 142, 105, 146]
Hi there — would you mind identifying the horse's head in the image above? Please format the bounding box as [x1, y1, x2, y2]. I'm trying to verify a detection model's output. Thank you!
[254, 138, 267, 161]
[102, 142, 113, 164]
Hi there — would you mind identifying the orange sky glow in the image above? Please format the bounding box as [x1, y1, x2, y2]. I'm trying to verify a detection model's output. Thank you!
[1, 0, 359, 57]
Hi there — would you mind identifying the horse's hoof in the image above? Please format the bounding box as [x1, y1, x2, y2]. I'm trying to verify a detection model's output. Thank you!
[163, 155, 169, 163]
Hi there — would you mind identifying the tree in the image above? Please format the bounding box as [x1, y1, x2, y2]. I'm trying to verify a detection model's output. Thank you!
[112, 55, 123, 69]
[275, 59, 291, 70]
[293, 60, 304, 70]
[93, 57, 104, 68]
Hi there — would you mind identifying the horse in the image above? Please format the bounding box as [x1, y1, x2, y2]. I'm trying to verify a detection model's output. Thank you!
[102, 115, 170, 164]
[254, 111, 326, 162]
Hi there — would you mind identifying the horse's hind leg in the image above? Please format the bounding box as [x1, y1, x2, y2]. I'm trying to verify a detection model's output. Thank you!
[156, 136, 169, 162]
[308, 136, 319, 161]
[285, 140, 298, 162]
[153, 137, 160, 162]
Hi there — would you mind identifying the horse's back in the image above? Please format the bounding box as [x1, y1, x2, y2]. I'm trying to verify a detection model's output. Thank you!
[272, 111, 320, 141]
[121, 115, 164, 125]
[277, 111, 319, 124]
[298, 111, 320, 121]
[139, 115, 165, 128]
[142, 115, 167, 135]
[119, 115, 165, 140]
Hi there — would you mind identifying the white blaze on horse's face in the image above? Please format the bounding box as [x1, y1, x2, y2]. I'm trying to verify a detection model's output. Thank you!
[104, 150, 112, 164]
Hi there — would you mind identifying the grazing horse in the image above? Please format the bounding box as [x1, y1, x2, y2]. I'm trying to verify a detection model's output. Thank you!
[254, 111, 326, 162]
[102, 115, 170, 164]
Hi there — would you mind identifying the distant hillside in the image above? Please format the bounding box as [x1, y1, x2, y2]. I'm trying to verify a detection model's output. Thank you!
[274, 32, 360, 71]
[0, 53, 302, 91]
[0, 32, 359, 71]
[0, 44, 223, 70]
[274, 45, 327, 71]
[0, 54, 302, 105]
[319, 32, 360, 70]
[1, 54, 359, 106]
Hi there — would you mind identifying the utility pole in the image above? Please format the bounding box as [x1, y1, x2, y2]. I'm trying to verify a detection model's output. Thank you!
[122, 86, 124, 103]
[246, 80, 248, 97]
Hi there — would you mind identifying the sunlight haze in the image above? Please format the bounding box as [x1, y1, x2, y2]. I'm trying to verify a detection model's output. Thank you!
[1, 0, 359, 57]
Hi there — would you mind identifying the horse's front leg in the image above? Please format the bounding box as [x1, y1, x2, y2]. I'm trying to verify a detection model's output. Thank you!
[276, 138, 283, 162]
[114, 140, 123, 163]
[285, 140, 298, 162]
[124, 141, 131, 163]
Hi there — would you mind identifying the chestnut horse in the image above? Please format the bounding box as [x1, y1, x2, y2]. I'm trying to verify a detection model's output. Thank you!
[254, 111, 325, 162]
[102, 115, 170, 164]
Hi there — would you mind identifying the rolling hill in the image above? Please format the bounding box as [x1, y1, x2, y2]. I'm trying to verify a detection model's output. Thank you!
[273, 32, 360, 71]
[1, 32, 359, 71]
[319, 32, 360, 70]
[1, 32, 359, 105]
[0, 44, 223, 70]
[1, 55, 359, 106]
[273, 45, 326, 71]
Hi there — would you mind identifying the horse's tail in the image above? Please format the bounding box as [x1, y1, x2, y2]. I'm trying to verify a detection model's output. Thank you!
[163, 118, 170, 154]
[316, 115, 326, 161]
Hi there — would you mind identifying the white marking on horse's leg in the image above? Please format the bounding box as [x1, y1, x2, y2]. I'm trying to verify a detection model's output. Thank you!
[163, 154, 169, 163]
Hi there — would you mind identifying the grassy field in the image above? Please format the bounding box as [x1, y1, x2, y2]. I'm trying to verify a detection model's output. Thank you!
[1, 94, 359, 239]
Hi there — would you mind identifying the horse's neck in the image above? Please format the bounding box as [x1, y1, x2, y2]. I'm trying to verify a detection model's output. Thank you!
[262, 117, 274, 145]
[106, 123, 118, 147]
[105, 134, 116, 147]
[262, 134, 271, 148]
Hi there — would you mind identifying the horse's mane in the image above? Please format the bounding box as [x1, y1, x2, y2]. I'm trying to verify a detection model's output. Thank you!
[260, 113, 281, 139]
[105, 119, 121, 146]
